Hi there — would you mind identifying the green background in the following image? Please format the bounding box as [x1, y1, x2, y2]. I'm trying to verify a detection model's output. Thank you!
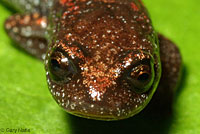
[0, 0, 200, 134]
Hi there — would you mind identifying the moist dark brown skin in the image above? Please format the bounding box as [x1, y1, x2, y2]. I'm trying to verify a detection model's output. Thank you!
[4, 0, 182, 120]
[45, 0, 161, 120]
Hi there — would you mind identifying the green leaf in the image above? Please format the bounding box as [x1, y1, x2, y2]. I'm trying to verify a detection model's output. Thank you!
[0, 0, 200, 134]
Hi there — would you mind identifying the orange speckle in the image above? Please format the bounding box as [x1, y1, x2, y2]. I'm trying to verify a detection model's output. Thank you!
[60, 0, 73, 5]
[67, 2, 75, 6]
[60, 0, 67, 5]
[33, 13, 39, 19]
[60, 42, 85, 59]
[130, 2, 139, 11]
[60, 0, 66, 5]
[23, 15, 31, 24]
[36, 17, 47, 28]
[74, 6, 79, 10]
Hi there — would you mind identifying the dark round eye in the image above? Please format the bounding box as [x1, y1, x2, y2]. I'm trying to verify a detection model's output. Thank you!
[48, 51, 77, 82]
[126, 59, 155, 93]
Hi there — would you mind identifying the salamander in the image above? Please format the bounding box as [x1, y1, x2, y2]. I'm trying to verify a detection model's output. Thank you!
[3, 0, 182, 120]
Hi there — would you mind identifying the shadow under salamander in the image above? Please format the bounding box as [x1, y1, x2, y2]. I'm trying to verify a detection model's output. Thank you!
[66, 65, 187, 134]
[67, 110, 171, 134]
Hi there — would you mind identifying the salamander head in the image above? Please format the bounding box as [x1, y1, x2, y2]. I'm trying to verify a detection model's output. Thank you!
[45, 1, 161, 120]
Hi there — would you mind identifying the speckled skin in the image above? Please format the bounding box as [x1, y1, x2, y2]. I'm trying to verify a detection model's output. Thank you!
[4, 0, 182, 120]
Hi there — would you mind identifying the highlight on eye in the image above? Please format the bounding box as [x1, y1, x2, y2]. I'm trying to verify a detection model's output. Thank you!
[48, 50, 77, 82]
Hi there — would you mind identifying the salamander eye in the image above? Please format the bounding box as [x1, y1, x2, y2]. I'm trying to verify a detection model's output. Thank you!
[48, 51, 77, 82]
[126, 59, 155, 93]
